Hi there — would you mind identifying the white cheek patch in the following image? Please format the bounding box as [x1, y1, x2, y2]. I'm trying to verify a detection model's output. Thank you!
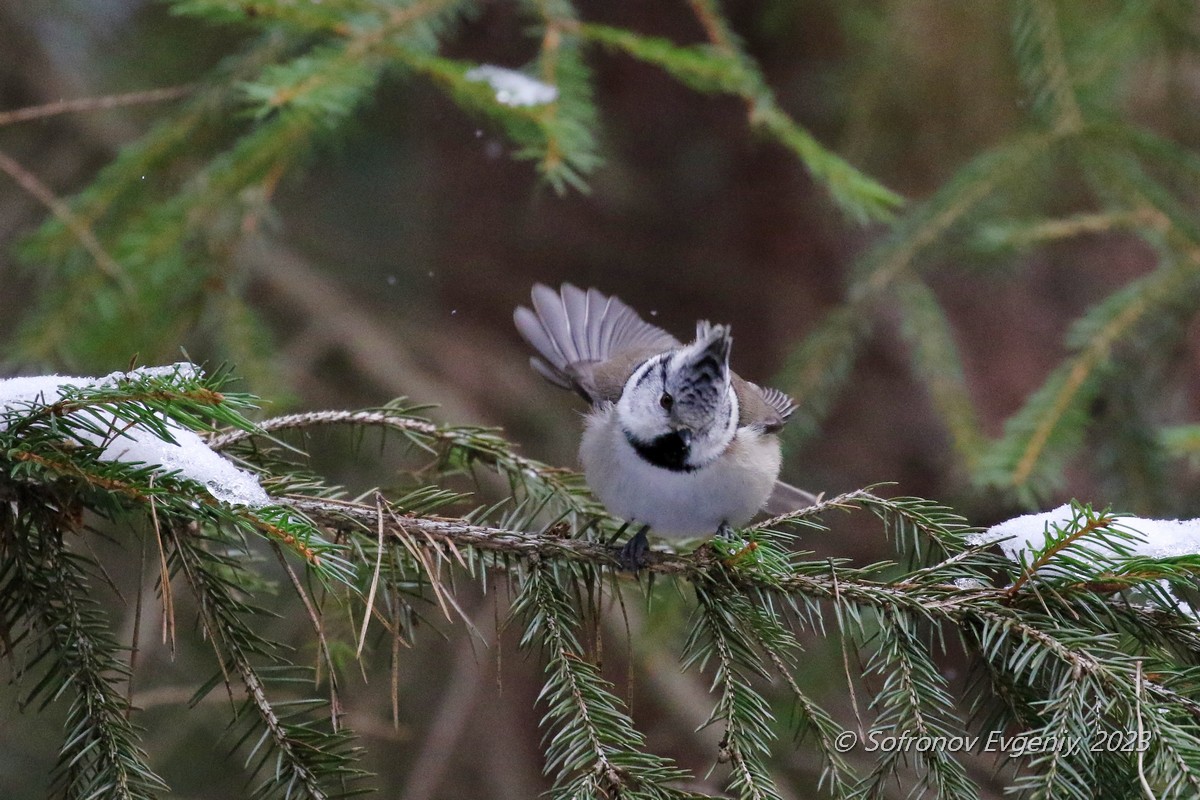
[616, 355, 670, 442]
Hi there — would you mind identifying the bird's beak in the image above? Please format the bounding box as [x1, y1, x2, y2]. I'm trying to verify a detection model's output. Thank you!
[673, 427, 692, 448]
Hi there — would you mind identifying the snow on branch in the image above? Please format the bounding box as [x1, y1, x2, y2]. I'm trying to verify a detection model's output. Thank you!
[972, 503, 1200, 561]
[464, 65, 558, 107]
[0, 363, 269, 507]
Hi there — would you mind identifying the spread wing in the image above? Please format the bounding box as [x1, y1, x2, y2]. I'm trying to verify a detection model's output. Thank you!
[514, 283, 680, 404]
[734, 379, 797, 433]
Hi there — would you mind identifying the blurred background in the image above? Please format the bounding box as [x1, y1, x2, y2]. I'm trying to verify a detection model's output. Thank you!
[2, 1, 1200, 797]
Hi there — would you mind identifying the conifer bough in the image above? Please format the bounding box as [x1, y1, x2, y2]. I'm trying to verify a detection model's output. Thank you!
[4, 364, 1200, 798]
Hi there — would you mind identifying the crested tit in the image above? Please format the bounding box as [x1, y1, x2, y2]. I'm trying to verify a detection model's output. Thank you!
[515, 283, 815, 566]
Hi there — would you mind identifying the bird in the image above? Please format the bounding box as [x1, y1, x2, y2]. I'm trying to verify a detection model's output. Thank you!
[514, 283, 816, 567]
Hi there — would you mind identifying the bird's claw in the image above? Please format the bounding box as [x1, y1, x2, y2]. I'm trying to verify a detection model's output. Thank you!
[618, 526, 651, 571]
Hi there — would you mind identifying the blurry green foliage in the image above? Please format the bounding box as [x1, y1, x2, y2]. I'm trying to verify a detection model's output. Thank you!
[776, 0, 1200, 510]
[11, 0, 1200, 513]
[6, 3, 1200, 797]
[14, 0, 897, 378]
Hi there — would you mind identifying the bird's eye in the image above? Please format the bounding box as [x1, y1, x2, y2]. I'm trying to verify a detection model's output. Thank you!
[659, 392, 673, 411]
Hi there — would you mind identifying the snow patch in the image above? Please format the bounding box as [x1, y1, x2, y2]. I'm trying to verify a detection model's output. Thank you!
[465, 65, 558, 107]
[970, 504, 1200, 562]
[0, 363, 269, 507]
[952, 577, 989, 590]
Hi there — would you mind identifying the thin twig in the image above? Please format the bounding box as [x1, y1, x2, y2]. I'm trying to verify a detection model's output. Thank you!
[357, 494, 387, 658]
[1004, 511, 1114, 600]
[0, 148, 133, 293]
[687, 0, 735, 52]
[209, 409, 436, 450]
[272, 542, 341, 731]
[1135, 660, 1157, 800]
[126, 534, 146, 720]
[148, 483, 176, 655]
[0, 84, 194, 127]
[749, 488, 865, 532]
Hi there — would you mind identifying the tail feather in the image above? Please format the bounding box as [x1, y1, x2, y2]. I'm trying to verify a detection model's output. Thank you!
[763, 480, 820, 515]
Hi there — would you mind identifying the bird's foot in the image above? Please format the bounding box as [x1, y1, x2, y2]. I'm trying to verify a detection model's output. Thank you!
[716, 521, 736, 540]
[618, 525, 651, 571]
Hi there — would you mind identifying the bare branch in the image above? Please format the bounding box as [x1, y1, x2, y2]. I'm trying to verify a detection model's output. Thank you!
[0, 84, 194, 127]
[0, 148, 133, 292]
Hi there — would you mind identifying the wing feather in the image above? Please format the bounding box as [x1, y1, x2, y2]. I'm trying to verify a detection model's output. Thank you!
[758, 385, 797, 422]
[734, 379, 797, 433]
[586, 289, 607, 358]
[561, 284, 589, 360]
[530, 284, 577, 364]
[514, 283, 680, 403]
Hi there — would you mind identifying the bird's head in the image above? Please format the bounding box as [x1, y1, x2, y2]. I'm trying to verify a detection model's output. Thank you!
[617, 322, 738, 471]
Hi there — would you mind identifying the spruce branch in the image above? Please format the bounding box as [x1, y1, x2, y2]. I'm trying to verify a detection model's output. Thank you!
[972, 210, 1154, 253]
[686, 583, 784, 800]
[515, 559, 692, 799]
[16, 40, 293, 365]
[300, 480, 1200, 788]
[777, 0, 1200, 487]
[168, 0, 353, 32]
[774, 306, 873, 449]
[1078, 129, 1200, 247]
[848, 129, 1065, 298]
[10, 380, 1200, 796]
[0, 508, 168, 800]
[7, 2, 1200, 795]
[976, 255, 1200, 500]
[1009, 670, 1097, 800]
[738, 592, 859, 796]
[527, 0, 601, 192]
[892, 276, 986, 470]
[1004, 505, 1117, 600]
[679, 0, 904, 223]
[0, 368, 346, 576]
[0, 83, 195, 127]
[168, 518, 366, 799]
[856, 610, 977, 799]
[576, 16, 902, 222]
[209, 406, 593, 510]
[1013, 0, 1085, 132]
[779, 130, 1063, 451]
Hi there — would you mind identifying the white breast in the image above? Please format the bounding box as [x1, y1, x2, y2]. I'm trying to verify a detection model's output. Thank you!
[579, 405, 782, 538]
